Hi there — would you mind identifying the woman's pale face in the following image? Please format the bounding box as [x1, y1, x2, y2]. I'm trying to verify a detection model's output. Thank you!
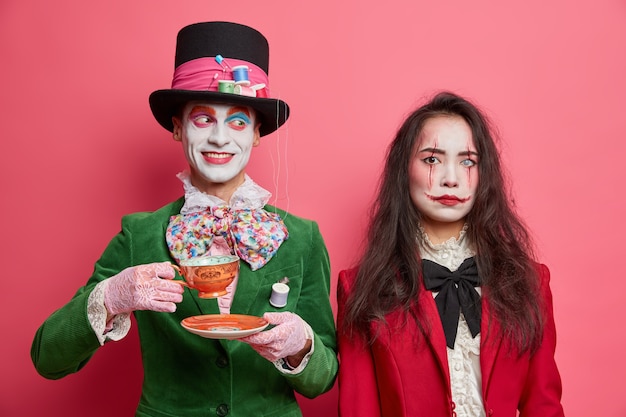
[173, 102, 260, 198]
[409, 115, 479, 241]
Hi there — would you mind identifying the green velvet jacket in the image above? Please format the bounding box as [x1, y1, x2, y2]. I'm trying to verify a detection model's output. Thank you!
[31, 198, 338, 417]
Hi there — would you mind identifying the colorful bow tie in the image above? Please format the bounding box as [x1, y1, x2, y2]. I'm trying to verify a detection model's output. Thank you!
[422, 257, 482, 349]
[166, 206, 289, 271]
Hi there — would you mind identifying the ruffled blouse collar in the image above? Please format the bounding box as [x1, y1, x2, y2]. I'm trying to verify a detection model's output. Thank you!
[177, 171, 271, 214]
[417, 223, 475, 271]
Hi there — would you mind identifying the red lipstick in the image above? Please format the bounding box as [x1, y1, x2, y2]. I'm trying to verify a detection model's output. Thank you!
[429, 194, 470, 206]
[203, 152, 233, 165]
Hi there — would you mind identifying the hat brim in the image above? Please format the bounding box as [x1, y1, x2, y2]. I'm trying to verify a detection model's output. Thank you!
[149, 89, 290, 137]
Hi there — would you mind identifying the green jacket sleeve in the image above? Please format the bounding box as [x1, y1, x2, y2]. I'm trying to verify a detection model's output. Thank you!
[31, 225, 133, 379]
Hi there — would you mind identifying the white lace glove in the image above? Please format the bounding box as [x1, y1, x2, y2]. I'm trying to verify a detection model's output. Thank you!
[240, 312, 311, 365]
[103, 262, 184, 316]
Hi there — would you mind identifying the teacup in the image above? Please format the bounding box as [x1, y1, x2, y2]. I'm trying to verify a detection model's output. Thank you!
[174, 255, 240, 299]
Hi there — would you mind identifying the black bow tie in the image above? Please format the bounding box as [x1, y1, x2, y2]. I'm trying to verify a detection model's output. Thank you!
[422, 257, 482, 349]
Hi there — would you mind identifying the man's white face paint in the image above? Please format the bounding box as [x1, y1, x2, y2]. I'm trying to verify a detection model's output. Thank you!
[174, 102, 260, 196]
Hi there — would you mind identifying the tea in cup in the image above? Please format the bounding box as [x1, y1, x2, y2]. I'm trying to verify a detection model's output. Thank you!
[174, 255, 240, 299]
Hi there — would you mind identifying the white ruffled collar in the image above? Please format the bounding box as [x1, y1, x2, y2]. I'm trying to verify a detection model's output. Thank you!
[418, 223, 469, 250]
[417, 223, 475, 271]
[177, 171, 272, 214]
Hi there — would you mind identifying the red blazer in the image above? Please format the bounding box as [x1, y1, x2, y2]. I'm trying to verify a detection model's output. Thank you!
[337, 263, 564, 417]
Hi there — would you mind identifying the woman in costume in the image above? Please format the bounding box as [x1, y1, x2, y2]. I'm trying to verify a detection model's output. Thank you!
[337, 91, 564, 417]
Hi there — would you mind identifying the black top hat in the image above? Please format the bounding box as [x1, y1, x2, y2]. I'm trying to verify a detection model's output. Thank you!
[149, 21, 290, 137]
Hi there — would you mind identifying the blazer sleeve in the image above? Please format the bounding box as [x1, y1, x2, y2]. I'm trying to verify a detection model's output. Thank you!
[280, 221, 339, 398]
[337, 269, 382, 417]
[518, 264, 565, 417]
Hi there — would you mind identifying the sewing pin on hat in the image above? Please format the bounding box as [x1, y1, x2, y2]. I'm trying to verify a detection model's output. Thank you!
[269, 277, 290, 308]
[207, 73, 220, 90]
[215, 54, 232, 71]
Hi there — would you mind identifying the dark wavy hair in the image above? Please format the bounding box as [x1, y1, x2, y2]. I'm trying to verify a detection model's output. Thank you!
[341, 91, 543, 354]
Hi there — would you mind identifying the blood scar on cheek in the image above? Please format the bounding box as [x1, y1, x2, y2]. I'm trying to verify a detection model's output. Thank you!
[428, 161, 434, 190]
[466, 142, 472, 187]
[428, 139, 438, 190]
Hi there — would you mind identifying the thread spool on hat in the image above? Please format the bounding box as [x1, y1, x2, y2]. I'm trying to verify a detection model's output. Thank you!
[234, 84, 256, 96]
[232, 65, 251, 86]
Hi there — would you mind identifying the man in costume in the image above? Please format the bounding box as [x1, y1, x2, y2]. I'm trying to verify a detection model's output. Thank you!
[32, 21, 338, 417]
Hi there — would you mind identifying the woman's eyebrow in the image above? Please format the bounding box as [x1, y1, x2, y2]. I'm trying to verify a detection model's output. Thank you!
[417, 147, 479, 157]
[417, 147, 444, 154]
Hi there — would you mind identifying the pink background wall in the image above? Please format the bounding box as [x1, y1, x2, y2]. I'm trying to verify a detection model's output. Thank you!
[2, 1, 625, 416]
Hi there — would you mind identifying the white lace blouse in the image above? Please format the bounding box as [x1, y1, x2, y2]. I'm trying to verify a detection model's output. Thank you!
[418, 226, 486, 417]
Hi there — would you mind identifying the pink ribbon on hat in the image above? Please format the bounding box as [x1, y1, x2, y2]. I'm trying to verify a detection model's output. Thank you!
[171, 57, 270, 97]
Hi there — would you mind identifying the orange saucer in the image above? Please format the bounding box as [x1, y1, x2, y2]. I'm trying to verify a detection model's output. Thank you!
[181, 314, 269, 339]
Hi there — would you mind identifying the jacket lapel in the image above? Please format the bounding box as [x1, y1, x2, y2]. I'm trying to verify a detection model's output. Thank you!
[418, 285, 451, 384]
[419, 283, 504, 396]
[229, 263, 266, 315]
